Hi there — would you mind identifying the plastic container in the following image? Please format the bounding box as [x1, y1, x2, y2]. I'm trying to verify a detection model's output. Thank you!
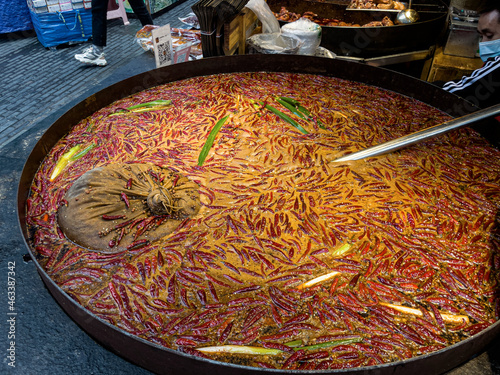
[281, 18, 322, 56]
[247, 32, 301, 54]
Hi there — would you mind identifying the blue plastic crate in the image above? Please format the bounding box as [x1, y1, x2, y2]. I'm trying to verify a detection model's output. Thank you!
[30, 8, 92, 48]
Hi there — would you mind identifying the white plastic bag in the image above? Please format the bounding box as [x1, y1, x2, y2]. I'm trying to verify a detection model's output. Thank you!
[281, 18, 322, 56]
[247, 33, 302, 54]
[245, 0, 280, 33]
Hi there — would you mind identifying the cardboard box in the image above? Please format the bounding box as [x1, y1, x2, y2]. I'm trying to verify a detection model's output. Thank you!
[32, 0, 47, 7]
[32, 5, 49, 13]
[83, 0, 92, 9]
[48, 3, 61, 11]
[72, 2, 84, 9]
[46, 0, 59, 5]
[59, 2, 73, 11]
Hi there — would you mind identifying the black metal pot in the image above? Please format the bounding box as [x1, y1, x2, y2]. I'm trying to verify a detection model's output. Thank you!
[17, 55, 499, 375]
[267, 0, 449, 57]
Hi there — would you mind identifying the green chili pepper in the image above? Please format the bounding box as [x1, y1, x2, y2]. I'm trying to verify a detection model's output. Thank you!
[294, 337, 362, 351]
[198, 115, 230, 166]
[262, 102, 308, 135]
[127, 99, 172, 110]
[69, 142, 97, 161]
[50, 144, 82, 181]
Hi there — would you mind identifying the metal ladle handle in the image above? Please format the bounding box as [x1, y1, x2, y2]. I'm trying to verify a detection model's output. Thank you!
[333, 103, 500, 162]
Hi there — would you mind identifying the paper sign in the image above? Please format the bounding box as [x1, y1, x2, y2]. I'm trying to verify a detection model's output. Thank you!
[152, 24, 172, 69]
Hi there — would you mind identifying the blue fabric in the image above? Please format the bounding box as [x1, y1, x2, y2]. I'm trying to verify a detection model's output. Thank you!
[30, 9, 92, 48]
[0, 0, 33, 33]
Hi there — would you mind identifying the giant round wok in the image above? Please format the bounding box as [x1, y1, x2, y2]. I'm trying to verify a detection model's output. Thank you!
[17, 55, 500, 374]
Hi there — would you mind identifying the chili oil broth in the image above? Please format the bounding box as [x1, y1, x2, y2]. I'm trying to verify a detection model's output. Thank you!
[26, 72, 500, 370]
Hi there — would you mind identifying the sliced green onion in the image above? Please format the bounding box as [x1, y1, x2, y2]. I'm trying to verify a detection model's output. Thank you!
[262, 103, 308, 135]
[196, 339, 362, 356]
[297, 271, 341, 290]
[380, 303, 470, 324]
[276, 98, 308, 121]
[198, 115, 230, 166]
[296, 104, 311, 117]
[126, 99, 172, 110]
[295, 337, 362, 351]
[110, 99, 172, 116]
[279, 97, 299, 106]
[331, 243, 352, 257]
[292, 102, 326, 130]
[280, 97, 325, 129]
[50, 144, 82, 181]
[196, 345, 283, 355]
[284, 340, 303, 348]
[85, 120, 96, 133]
[69, 142, 97, 161]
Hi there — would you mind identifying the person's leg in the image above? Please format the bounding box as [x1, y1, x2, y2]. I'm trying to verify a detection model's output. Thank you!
[75, 0, 107, 66]
[127, 0, 154, 26]
[91, 0, 109, 48]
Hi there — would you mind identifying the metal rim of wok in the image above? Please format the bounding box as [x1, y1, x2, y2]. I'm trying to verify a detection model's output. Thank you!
[17, 54, 500, 375]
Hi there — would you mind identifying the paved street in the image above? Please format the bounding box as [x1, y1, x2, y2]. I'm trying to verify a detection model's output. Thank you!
[0, 0, 196, 149]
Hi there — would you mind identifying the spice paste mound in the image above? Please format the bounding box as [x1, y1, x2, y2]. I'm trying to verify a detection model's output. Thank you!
[26, 72, 500, 370]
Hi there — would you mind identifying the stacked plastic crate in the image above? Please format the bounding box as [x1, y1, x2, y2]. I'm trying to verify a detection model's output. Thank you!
[27, 0, 93, 47]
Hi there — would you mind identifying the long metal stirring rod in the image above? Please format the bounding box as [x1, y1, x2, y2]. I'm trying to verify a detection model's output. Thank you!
[333, 103, 500, 162]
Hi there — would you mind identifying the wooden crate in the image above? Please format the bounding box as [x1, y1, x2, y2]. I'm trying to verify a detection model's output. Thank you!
[223, 8, 260, 55]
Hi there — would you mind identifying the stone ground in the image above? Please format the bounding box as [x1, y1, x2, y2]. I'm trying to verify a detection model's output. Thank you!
[0, 2, 499, 374]
[0, 0, 195, 149]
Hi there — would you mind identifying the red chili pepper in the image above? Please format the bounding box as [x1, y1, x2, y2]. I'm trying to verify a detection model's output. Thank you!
[172, 174, 180, 187]
[149, 169, 160, 181]
[218, 321, 233, 343]
[175, 338, 197, 347]
[126, 239, 149, 251]
[136, 262, 146, 284]
[144, 257, 152, 279]
[120, 192, 130, 208]
[126, 178, 133, 189]
[283, 349, 305, 369]
[102, 214, 126, 220]
[114, 227, 125, 246]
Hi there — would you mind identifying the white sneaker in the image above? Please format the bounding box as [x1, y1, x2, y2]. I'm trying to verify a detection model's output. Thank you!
[75, 46, 107, 66]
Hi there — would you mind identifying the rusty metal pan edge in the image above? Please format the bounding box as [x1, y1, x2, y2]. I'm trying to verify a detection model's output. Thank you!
[17, 54, 497, 375]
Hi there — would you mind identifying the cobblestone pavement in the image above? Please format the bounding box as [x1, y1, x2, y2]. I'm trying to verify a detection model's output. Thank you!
[0, 0, 196, 149]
